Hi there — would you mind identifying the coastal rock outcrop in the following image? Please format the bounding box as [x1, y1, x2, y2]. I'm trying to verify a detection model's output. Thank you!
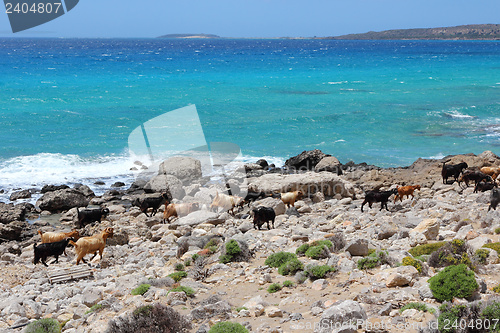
[0, 203, 27, 224]
[36, 188, 90, 212]
[144, 174, 185, 199]
[285, 149, 329, 171]
[158, 157, 202, 184]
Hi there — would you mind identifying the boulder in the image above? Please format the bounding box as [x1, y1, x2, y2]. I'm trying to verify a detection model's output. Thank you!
[158, 157, 202, 184]
[412, 218, 440, 240]
[315, 156, 342, 175]
[248, 172, 355, 198]
[345, 239, 369, 256]
[41, 184, 69, 193]
[170, 211, 225, 228]
[285, 149, 328, 171]
[9, 190, 32, 201]
[251, 197, 286, 216]
[0, 221, 26, 242]
[315, 300, 367, 333]
[0, 203, 26, 224]
[144, 174, 185, 199]
[36, 188, 90, 212]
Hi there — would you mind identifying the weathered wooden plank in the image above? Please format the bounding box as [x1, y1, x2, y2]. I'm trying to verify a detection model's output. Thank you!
[47, 266, 94, 284]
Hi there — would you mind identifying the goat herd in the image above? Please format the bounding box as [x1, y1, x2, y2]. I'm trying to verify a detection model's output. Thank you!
[32, 160, 500, 268]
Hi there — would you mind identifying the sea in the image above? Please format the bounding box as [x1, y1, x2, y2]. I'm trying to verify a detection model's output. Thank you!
[0, 38, 499, 202]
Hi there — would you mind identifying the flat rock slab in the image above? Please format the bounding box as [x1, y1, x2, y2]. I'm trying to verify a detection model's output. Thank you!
[170, 211, 225, 228]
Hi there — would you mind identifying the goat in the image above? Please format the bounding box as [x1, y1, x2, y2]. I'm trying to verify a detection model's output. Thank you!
[69, 227, 114, 265]
[361, 188, 398, 212]
[76, 207, 109, 228]
[281, 190, 303, 208]
[132, 193, 170, 217]
[163, 202, 199, 223]
[441, 161, 468, 184]
[458, 170, 492, 188]
[243, 191, 268, 207]
[33, 238, 74, 267]
[474, 181, 497, 193]
[489, 188, 500, 211]
[210, 192, 242, 215]
[394, 185, 421, 202]
[252, 206, 276, 230]
[480, 166, 500, 180]
[38, 229, 80, 255]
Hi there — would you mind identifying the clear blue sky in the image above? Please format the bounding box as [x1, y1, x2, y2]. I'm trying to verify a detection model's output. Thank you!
[1, 0, 499, 38]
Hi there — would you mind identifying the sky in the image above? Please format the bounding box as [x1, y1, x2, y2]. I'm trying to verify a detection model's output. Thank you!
[1, 0, 500, 38]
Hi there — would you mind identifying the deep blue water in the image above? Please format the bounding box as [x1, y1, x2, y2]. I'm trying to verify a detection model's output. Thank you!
[0, 38, 499, 195]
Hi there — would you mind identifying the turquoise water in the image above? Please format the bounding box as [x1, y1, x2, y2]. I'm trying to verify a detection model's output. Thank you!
[0, 38, 499, 194]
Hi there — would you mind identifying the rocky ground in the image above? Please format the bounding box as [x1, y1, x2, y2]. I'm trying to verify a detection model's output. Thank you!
[0, 150, 499, 333]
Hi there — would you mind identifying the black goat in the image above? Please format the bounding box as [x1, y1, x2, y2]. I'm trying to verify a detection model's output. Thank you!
[243, 191, 268, 207]
[441, 161, 468, 184]
[489, 188, 500, 211]
[361, 188, 398, 212]
[459, 170, 492, 188]
[252, 206, 276, 230]
[76, 207, 109, 228]
[133, 193, 170, 217]
[474, 181, 497, 193]
[33, 238, 74, 267]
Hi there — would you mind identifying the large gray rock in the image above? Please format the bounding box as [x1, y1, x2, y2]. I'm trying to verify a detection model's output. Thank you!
[412, 218, 440, 240]
[251, 197, 286, 216]
[345, 239, 369, 256]
[144, 174, 185, 199]
[191, 295, 232, 320]
[170, 210, 224, 228]
[36, 188, 90, 212]
[0, 221, 26, 241]
[248, 172, 355, 198]
[158, 157, 202, 184]
[0, 203, 26, 224]
[285, 149, 329, 171]
[315, 156, 342, 175]
[9, 190, 32, 201]
[315, 300, 367, 333]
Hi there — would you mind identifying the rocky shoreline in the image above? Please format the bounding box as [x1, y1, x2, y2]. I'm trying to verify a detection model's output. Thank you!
[1, 149, 500, 333]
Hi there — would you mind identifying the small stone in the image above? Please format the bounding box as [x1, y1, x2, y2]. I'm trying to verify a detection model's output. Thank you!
[311, 279, 329, 291]
[265, 306, 283, 318]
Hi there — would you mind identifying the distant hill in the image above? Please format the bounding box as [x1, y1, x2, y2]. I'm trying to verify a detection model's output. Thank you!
[327, 24, 500, 40]
[157, 33, 220, 39]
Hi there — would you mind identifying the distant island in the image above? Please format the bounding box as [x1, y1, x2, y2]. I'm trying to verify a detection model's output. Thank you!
[157, 33, 220, 39]
[326, 24, 500, 40]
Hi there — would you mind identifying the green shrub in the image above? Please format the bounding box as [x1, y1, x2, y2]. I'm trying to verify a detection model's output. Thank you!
[184, 258, 192, 266]
[219, 254, 233, 264]
[225, 240, 242, 256]
[208, 321, 249, 333]
[493, 283, 500, 294]
[367, 248, 376, 256]
[265, 252, 297, 268]
[267, 283, 282, 293]
[402, 256, 423, 273]
[131, 284, 151, 296]
[305, 245, 329, 259]
[481, 301, 500, 332]
[409, 241, 446, 257]
[483, 243, 500, 256]
[85, 303, 104, 315]
[437, 304, 468, 333]
[310, 240, 333, 248]
[204, 239, 219, 249]
[107, 303, 191, 333]
[428, 264, 478, 302]
[283, 280, 294, 288]
[191, 254, 200, 261]
[169, 286, 195, 297]
[174, 263, 185, 271]
[357, 250, 389, 270]
[278, 258, 304, 276]
[399, 302, 434, 314]
[296, 243, 310, 255]
[25, 318, 61, 333]
[428, 240, 475, 270]
[495, 227, 500, 235]
[475, 249, 489, 265]
[168, 271, 188, 283]
[306, 265, 335, 280]
[235, 306, 247, 312]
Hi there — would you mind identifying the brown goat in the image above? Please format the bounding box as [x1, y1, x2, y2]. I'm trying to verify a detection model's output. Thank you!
[38, 229, 80, 256]
[163, 202, 199, 223]
[480, 166, 500, 180]
[69, 227, 114, 265]
[394, 185, 421, 203]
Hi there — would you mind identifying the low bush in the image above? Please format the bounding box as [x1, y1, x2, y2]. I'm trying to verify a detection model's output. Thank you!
[25, 318, 61, 333]
[428, 264, 478, 302]
[402, 256, 423, 273]
[296, 243, 310, 256]
[225, 240, 242, 256]
[483, 242, 500, 256]
[493, 283, 500, 294]
[283, 280, 294, 288]
[106, 303, 191, 333]
[306, 264, 335, 280]
[174, 263, 185, 271]
[495, 227, 500, 235]
[475, 249, 489, 265]
[408, 241, 446, 257]
[399, 302, 434, 314]
[208, 321, 249, 333]
[169, 286, 195, 297]
[85, 303, 104, 315]
[168, 271, 188, 283]
[235, 306, 247, 312]
[428, 239, 475, 270]
[265, 252, 297, 268]
[219, 239, 248, 264]
[184, 258, 192, 266]
[267, 283, 282, 293]
[357, 250, 389, 270]
[481, 301, 500, 332]
[305, 245, 330, 259]
[131, 284, 151, 296]
[278, 258, 304, 276]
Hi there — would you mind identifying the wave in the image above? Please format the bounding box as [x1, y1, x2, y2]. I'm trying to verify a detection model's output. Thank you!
[441, 109, 477, 119]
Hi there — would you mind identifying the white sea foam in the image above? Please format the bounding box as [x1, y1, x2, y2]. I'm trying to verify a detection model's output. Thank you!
[442, 109, 476, 119]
